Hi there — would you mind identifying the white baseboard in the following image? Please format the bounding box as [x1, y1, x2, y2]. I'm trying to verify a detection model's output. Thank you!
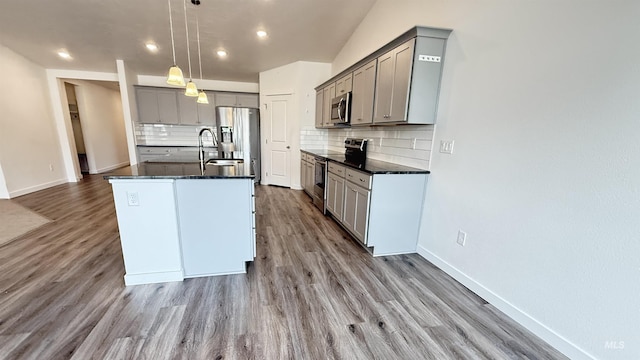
[92, 161, 130, 174]
[416, 245, 595, 360]
[184, 268, 246, 278]
[124, 270, 184, 286]
[9, 178, 68, 198]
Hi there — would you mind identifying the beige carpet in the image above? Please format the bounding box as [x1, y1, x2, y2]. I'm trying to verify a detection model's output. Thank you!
[0, 200, 51, 246]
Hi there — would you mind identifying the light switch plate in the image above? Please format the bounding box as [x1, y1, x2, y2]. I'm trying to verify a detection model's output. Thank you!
[439, 140, 455, 154]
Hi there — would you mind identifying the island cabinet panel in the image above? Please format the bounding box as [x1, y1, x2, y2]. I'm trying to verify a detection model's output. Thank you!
[109, 180, 184, 285]
[176, 179, 254, 278]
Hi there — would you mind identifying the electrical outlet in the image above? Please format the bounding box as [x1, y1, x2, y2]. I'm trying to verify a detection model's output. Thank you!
[418, 55, 441, 63]
[457, 230, 467, 246]
[439, 140, 455, 154]
[49, 164, 54, 171]
[127, 192, 140, 206]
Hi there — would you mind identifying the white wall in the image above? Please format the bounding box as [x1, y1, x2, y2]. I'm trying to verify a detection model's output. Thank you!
[0, 44, 66, 198]
[116, 60, 140, 166]
[69, 80, 129, 173]
[332, 1, 640, 359]
[0, 164, 9, 198]
[259, 61, 331, 189]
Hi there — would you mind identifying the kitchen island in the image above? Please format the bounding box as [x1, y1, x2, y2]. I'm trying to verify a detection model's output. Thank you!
[104, 162, 255, 286]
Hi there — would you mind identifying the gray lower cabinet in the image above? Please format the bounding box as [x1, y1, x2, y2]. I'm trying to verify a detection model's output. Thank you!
[137, 146, 181, 162]
[300, 158, 307, 191]
[342, 170, 371, 244]
[326, 172, 345, 220]
[300, 152, 315, 195]
[136, 87, 179, 124]
[326, 160, 429, 256]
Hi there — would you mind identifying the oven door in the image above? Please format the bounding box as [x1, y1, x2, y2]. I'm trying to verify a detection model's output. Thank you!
[313, 159, 326, 200]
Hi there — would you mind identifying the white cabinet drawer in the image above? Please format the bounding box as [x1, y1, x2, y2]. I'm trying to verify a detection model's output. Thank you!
[328, 162, 346, 177]
[345, 168, 371, 189]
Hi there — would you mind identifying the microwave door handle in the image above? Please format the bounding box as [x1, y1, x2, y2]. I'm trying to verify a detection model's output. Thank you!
[338, 98, 344, 122]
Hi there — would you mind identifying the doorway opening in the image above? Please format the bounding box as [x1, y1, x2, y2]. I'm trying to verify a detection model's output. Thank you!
[64, 83, 89, 174]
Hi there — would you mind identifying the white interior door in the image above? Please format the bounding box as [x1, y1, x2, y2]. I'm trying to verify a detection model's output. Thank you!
[264, 95, 292, 187]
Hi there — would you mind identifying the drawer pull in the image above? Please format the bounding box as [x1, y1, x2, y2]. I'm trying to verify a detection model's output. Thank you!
[359, 179, 365, 182]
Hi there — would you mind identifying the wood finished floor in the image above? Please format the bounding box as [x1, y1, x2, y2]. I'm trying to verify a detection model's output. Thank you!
[0, 175, 567, 360]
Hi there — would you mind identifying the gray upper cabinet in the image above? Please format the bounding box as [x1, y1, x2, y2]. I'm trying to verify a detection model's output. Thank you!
[197, 92, 216, 125]
[315, 90, 324, 128]
[315, 26, 451, 127]
[351, 59, 377, 126]
[374, 35, 447, 125]
[322, 83, 336, 127]
[177, 93, 199, 125]
[373, 39, 414, 124]
[178, 92, 216, 126]
[136, 87, 179, 124]
[216, 93, 259, 108]
[335, 73, 353, 95]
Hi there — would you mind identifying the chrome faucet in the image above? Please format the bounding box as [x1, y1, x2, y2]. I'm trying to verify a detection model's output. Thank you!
[198, 128, 217, 166]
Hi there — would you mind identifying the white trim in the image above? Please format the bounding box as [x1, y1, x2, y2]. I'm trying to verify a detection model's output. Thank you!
[91, 161, 130, 174]
[124, 270, 184, 286]
[46, 69, 119, 82]
[8, 178, 69, 198]
[416, 245, 596, 360]
[184, 269, 247, 278]
[136, 74, 259, 93]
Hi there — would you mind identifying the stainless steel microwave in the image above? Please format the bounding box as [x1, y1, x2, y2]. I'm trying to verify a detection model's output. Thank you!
[330, 92, 352, 125]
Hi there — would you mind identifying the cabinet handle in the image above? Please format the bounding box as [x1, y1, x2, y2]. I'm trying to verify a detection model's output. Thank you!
[359, 179, 365, 182]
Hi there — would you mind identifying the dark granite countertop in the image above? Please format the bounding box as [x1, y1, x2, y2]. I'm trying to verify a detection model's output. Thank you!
[301, 149, 429, 175]
[103, 161, 254, 180]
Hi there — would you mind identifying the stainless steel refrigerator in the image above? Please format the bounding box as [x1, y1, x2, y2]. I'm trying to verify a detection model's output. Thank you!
[215, 106, 261, 183]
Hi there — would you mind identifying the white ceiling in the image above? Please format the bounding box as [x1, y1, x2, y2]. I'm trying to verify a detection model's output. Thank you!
[0, 0, 377, 83]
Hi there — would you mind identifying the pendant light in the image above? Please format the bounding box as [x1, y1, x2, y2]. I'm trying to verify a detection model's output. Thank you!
[195, 12, 209, 104]
[166, 0, 185, 86]
[183, 0, 198, 97]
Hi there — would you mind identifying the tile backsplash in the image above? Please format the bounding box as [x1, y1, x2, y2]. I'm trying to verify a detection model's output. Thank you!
[135, 124, 216, 147]
[301, 125, 435, 169]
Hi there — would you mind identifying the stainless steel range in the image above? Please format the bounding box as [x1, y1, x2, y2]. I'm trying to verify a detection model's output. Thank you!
[344, 138, 368, 166]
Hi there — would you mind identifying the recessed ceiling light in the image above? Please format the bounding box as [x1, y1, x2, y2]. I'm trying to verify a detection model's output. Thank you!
[217, 50, 227, 58]
[256, 30, 268, 38]
[57, 50, 71, 59]
[145, 42, 158, 52]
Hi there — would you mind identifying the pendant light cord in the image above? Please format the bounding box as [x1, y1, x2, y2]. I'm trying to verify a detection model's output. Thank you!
[183, 0, 193, 81]
[196, 14, 203, 81]
[168, 0, 177, 65]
